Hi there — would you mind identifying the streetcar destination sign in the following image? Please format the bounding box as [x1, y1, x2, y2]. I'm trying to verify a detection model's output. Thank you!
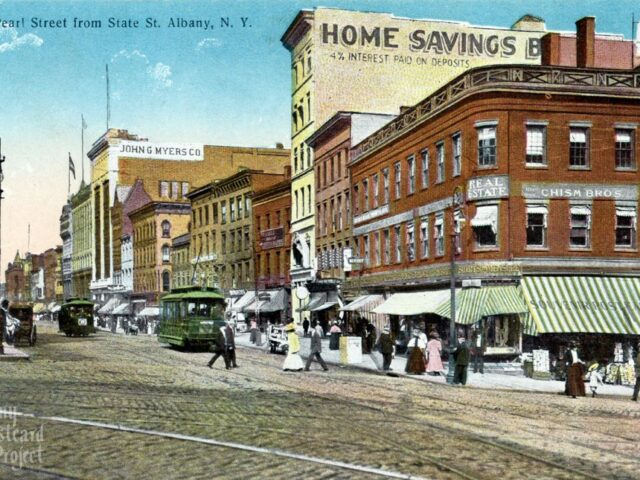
[349, 257, 366, 264]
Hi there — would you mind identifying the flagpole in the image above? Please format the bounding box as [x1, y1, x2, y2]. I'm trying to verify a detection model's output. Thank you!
[106, 64, 110, 130]
[81, 115, 85, 184]
[68, 152, 70, 196]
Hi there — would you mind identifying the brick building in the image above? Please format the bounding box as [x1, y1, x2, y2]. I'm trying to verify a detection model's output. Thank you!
[171, 233, 191, 290]
[88, 128, 289, 306]
[186, 168, 289, 299]
[70, 182, 92, 300]
[348, 18, 640, 361]
[5, 251, 30, 302]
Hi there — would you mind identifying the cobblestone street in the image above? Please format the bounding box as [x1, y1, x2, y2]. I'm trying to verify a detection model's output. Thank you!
[1, 324, 640, 479]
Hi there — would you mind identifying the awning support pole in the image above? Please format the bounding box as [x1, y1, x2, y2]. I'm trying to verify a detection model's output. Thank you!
[446, 231, 458, 385]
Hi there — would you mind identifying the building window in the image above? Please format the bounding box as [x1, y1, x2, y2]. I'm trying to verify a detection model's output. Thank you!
[221, 201, 227, 224]
[526, 124, 547, 165]
[237, 197, 243, 219]
[162, 271, 170, 292]
[181, 182, 189, 198]
[436, 143, 445, 183]
[213, 204, 218, 224]
[421, 149, 429, 188]
[245, 196, 251, 217]
[420, 217, 429, 258]
[373, 231, 380, 266]
[569, 205, 591, 248]
[372, 174, 379, 207]
[569, 127, 589, 168]
[363, 179, 369, 211]
[406, 221, 415, 261]
[171, 181, 179, 199]
[407, 155, 416, 194]
[307, 185, 311, 213]
[394, 162, 401, 199]
[364, 235, 370, 265]
[160, 181, 169, 198]
[353, 184, 359, 215]
[382, 168, 389, 204]
[337, 195, 343, 231]
[477, 125, 497, 167]
[162, 244, 170, 263]
[526, 205, 548, 247]
[294, 191, 299, 218]
[384, 229, 391, 265]
[301, 188, 306, 216]
[615, 206, 637, 248]
[294, 147, 298, 172]
[434, 215, 444, 256]
[452, 134, 461, 176]
[471, 205, 498, 248]
[161, 220, 171, 238]
[394, 225, 402, 263]
[615, 129, 635, 169]
[345, 192, 350, 226]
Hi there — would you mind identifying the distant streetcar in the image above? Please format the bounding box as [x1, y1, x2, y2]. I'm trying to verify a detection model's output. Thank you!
[158, 287, 226, 349]
[58, 299, 95, 336]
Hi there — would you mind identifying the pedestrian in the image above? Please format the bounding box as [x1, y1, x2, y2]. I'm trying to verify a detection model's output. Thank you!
[565, 341, 586, 398]
[374, 325, 394, 371]
[453, 336, 470, 385]
[249, 319, 258, 344]
[471, 325, 485, 374]
[405, 329, 427, 375]
[305, 320, 329, 371]
[282, 320, 304, 372]
[224, 320, 238, 368]
[329, 321, 341, 350]
[302, 318, 310, 337]
[632, 342, 640, 401]
[587, 363, 604, 397]
[0, 299, 7, 354]
[365, 322, 376, 355]
[425, 330, 444, 375]
[207, 325, 230, 369]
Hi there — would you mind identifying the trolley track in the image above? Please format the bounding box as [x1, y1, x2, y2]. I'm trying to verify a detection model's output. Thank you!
[4, 330, 638, 480]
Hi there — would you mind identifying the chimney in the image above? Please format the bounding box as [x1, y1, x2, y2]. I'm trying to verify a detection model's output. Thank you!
[541, 32, 562, 66]
[283, 165, 292, 178]
[576, 16, 595, 68]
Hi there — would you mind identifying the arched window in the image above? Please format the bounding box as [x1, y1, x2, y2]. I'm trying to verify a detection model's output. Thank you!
[161, 220, 171, 238]
[162, 244, 170, 263]
[162, 271, 170, 292]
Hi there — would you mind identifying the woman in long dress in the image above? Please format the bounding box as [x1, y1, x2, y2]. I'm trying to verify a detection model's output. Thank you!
[283, 321, 304, 371]
[329, 322, 341, 350]
[565, 341, 586, 398]
[425, 331, 445, 375]
[405, 329, 427, 374]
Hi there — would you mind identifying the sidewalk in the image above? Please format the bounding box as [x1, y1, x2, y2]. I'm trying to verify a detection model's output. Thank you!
[0, 344, 30, 362]
[236, 332, 637, 397]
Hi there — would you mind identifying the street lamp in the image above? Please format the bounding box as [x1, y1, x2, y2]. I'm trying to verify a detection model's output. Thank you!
[446, 188, 465, 384]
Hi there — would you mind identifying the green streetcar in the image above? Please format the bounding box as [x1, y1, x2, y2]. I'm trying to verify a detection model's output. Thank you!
[58, 298, 95, 336]
[158, 287, 226, 349]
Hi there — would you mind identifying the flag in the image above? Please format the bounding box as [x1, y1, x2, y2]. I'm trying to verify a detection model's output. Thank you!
[69, 153, 76, 179]
[82, 114, 87, 130]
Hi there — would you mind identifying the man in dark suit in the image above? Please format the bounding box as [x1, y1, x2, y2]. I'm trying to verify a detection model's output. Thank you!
[304, 320, 328, 371]
[224, 321, 238, 368]
[453, 336, 470, 385]
[207, 324, 230, 369]
[375, 325, 394, 371]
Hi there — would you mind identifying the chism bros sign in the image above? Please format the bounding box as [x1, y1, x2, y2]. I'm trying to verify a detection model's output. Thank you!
[320, 23, 541, 64]
[118, 141, 204, 161]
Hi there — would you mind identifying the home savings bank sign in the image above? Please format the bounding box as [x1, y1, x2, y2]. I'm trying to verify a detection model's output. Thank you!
[118, 141, 204, 161]
[320, 23, 541, 60]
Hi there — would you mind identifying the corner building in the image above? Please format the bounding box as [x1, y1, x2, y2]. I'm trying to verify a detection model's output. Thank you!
[281, 8, 548, 322]
[348, 19, 640, 363]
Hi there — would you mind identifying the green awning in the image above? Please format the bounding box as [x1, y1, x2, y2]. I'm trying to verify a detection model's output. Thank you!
[521, 276, 640, 335]
[435, 286, 529, 326]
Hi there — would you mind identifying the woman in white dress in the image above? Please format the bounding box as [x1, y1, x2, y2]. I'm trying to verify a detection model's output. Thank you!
[282, 321, 304, 371]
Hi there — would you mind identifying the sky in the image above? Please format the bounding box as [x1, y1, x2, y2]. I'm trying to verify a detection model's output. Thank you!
[1, 0, 639, 279]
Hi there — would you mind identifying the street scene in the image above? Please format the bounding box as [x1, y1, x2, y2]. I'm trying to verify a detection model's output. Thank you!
[0, 324, 639, 479]
[3, 0, 640, 478]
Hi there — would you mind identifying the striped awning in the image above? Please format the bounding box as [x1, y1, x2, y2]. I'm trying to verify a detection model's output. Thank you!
[435, 286, 530, 327]
[521, 276, 640, 335]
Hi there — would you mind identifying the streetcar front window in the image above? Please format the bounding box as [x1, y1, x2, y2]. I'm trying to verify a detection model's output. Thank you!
[198, 303, 211, 317]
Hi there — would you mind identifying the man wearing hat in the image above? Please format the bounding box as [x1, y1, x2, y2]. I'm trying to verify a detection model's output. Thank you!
[632, 341, 640, 401]
[375, 325, 394, 371]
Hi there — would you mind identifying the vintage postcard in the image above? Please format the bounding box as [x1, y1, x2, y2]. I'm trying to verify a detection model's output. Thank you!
[1, 0, 639, 478]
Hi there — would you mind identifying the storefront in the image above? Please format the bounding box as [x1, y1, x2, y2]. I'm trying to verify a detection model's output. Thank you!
[521, 275, 640, 382]
[244, 288, 289, 327]
[341, 294, 386, 334]
[298, 287, 343, 334]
